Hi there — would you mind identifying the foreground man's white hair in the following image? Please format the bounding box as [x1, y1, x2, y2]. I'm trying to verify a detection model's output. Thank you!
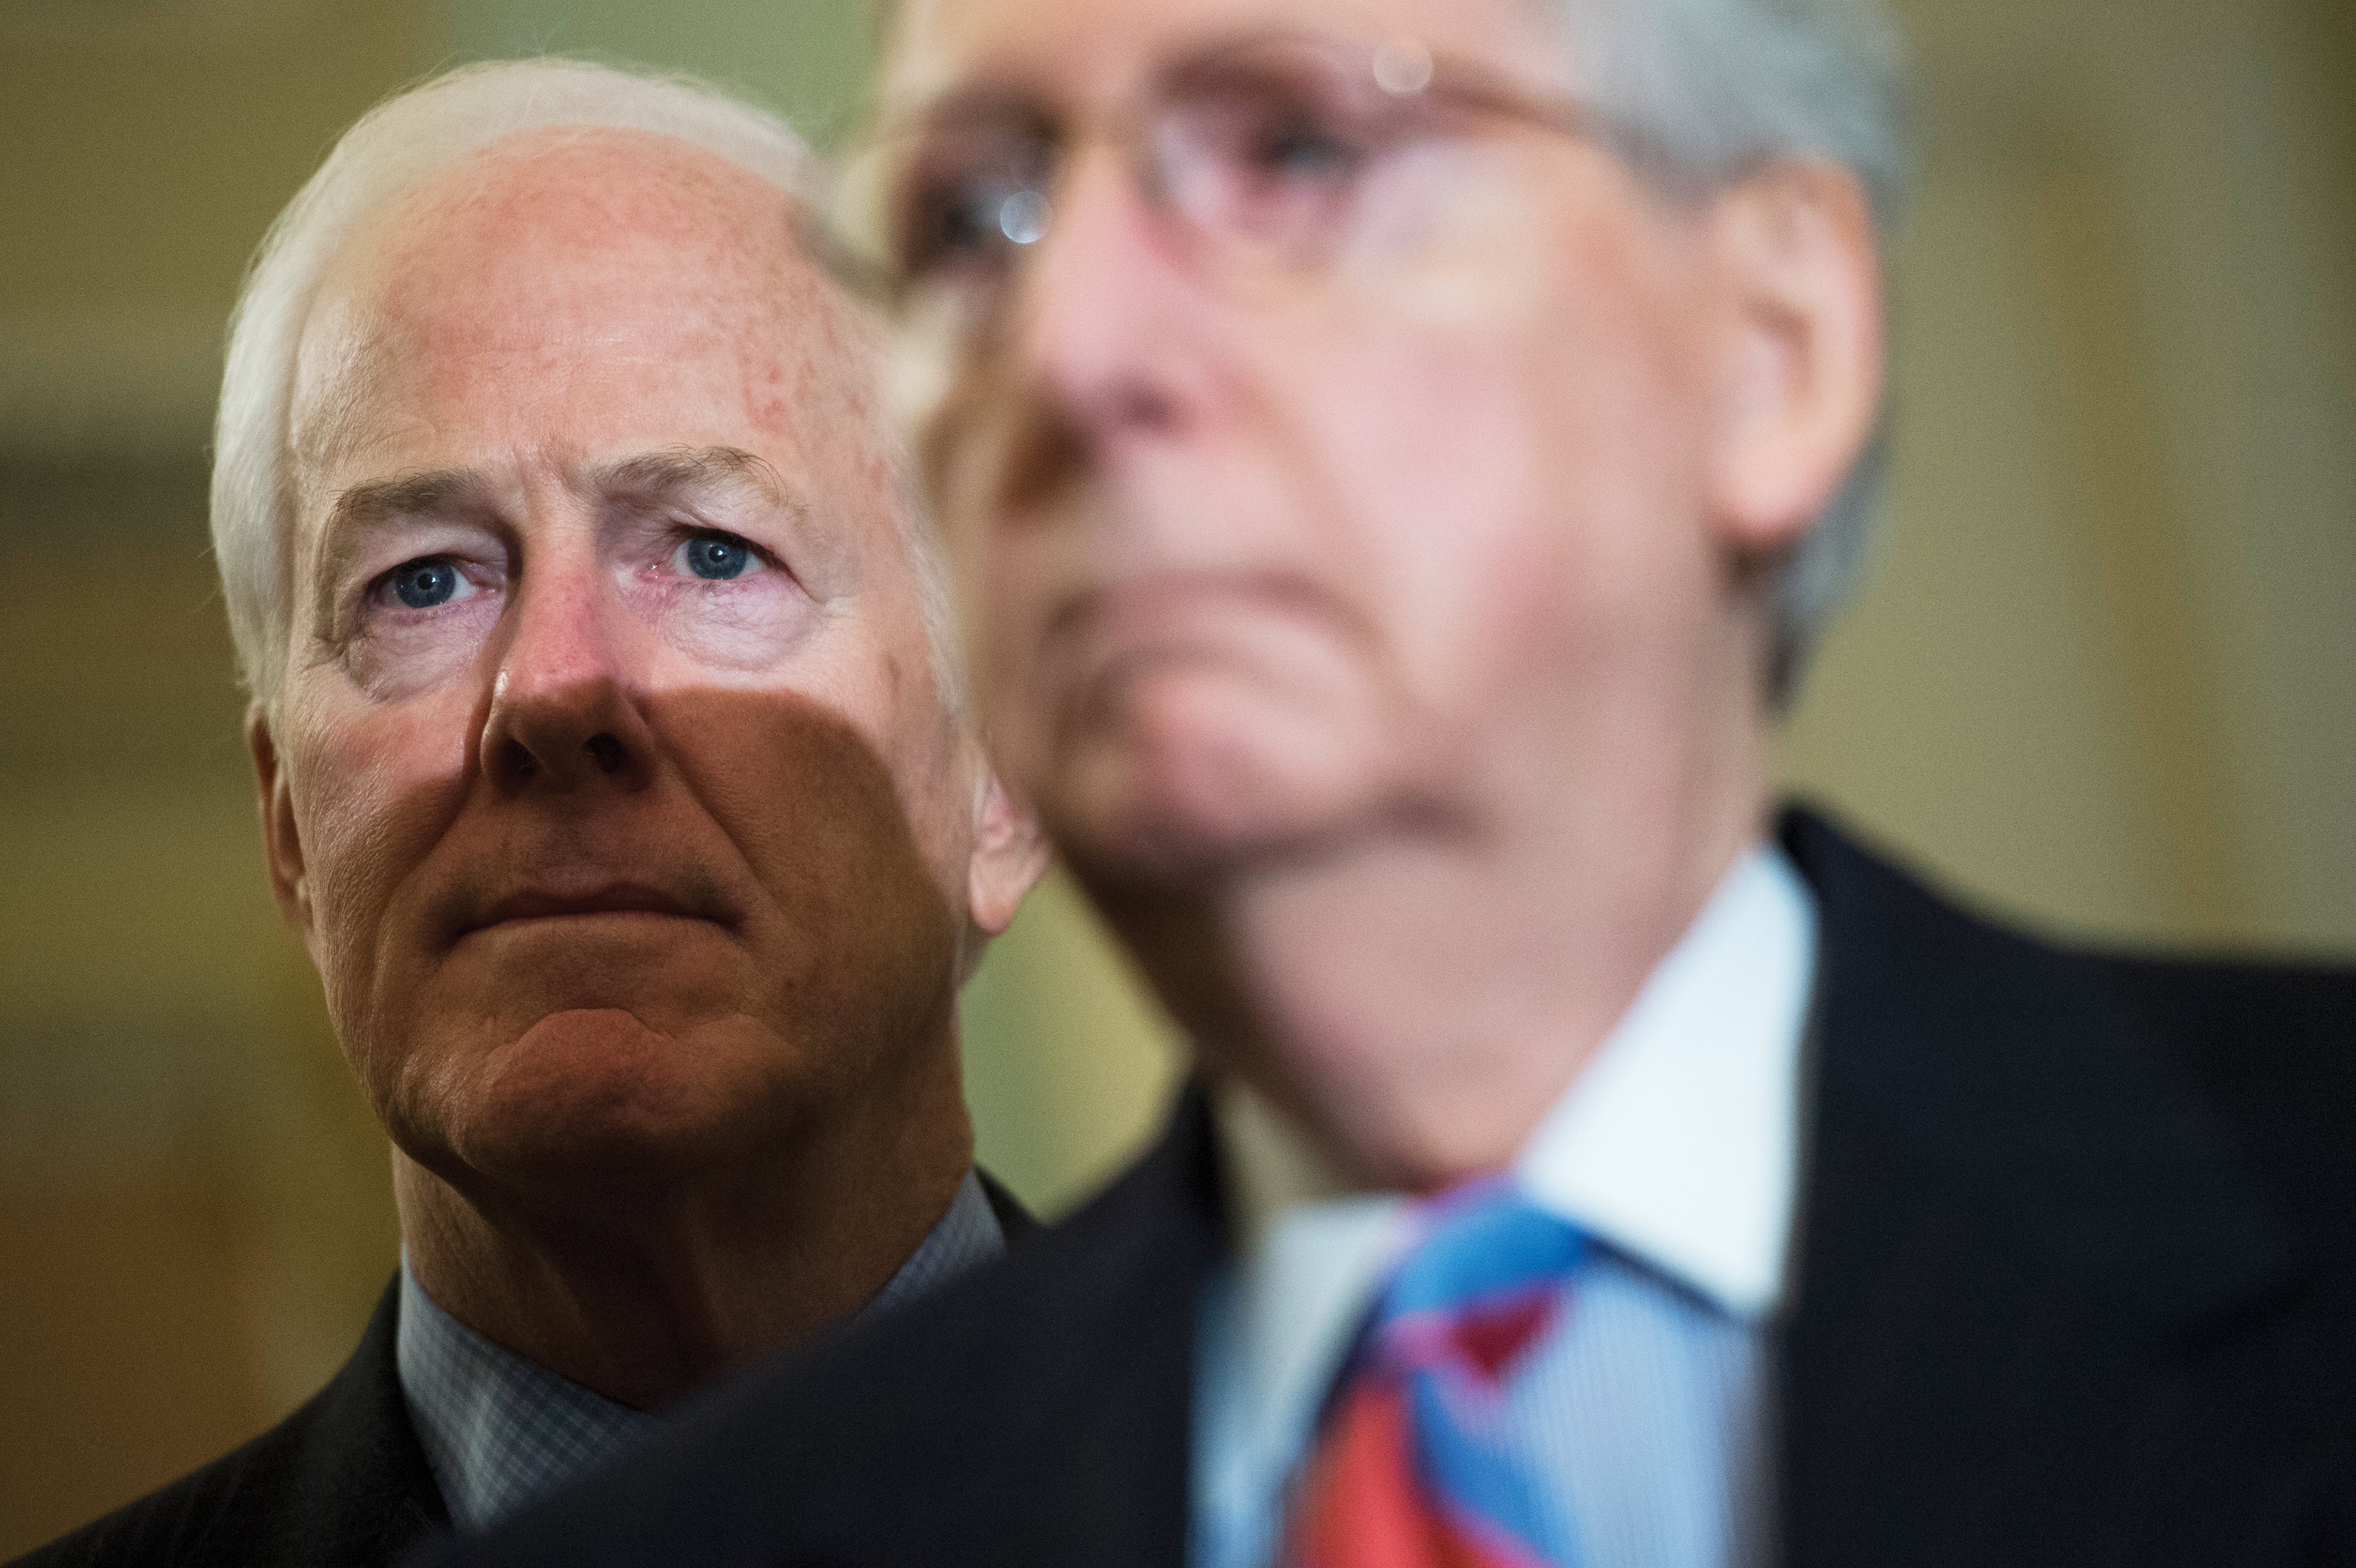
[212, 59, 953, 710]
[1554, 0, 1909, 699]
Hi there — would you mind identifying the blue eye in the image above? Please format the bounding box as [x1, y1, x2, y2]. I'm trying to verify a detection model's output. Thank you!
[392, 558, 464, 608]
[680, 534, 755, 581]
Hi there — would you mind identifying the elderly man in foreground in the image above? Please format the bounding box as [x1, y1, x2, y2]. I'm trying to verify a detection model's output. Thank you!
[18, 57, 1045, 1568]
[436, 0, 2356, 1563]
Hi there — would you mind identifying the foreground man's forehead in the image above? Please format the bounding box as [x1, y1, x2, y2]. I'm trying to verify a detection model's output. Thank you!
[308, 138, 796, 378]
[375, 128, 791, 281]
[288, 129, 855, 514]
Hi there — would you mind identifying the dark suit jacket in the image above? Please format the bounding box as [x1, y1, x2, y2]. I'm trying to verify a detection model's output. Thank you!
[421, 809, 2356, 1567]
[13, 1281, 447, 1568]
[16, 1176, 1037, 1568]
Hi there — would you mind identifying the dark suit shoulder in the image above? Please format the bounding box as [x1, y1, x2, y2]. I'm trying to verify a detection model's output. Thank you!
[421, 1094, 1221, 1568]
[13, 1279, 445, 1568]
[2080, 944, 2356, 1086]
[1786, 803, 2354, 1125]
[1779, 807, 2356, 1562]
[1788, 804, 2355, 1270]
[14, 1396, 346, 1568]
[2079, 946, 2356, 1252]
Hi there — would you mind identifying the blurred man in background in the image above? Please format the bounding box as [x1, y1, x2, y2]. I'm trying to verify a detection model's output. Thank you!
[435, 0, 2356, 1563]
[17, 57, 1046, 1568]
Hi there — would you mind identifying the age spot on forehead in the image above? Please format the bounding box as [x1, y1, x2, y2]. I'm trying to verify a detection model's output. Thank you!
[740, 272, 894, 462]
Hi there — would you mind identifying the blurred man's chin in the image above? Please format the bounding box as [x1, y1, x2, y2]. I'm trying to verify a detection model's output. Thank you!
[1051, 684, 1392, 883]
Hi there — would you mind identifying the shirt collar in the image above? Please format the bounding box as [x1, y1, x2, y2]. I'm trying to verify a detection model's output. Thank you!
[1216, 841, 1819, 1318]
[395, 1265, 656, 1533]
[1515, 844, 1816, 1317]
[396, 1168, 1006, 1531]
[1195, 847, 1815, 1566]
[861, 1165, 1008, 1317]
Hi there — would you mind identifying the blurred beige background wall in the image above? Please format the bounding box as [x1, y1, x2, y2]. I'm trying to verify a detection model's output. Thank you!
[2, 0, 2350, 1551]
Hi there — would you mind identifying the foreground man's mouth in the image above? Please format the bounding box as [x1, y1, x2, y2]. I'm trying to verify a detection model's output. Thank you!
[464, 884, 708, 936]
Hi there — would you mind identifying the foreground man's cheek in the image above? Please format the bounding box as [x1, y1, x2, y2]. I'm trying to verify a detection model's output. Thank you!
[290, 684, 967, 1187]
[285, 707, 479, 1021]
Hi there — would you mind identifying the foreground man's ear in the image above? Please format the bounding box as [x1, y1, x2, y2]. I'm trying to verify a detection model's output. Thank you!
[965, 755, 1052, 938]
[246, 700, 314, 937]
[1699, 159, 1886, 556]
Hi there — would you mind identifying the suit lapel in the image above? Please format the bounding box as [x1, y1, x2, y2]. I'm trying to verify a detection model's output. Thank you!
[1005, 1082, 1224, 1567]
[1776, 810, 2296, 1565]
[281, 1277, 450, 1564]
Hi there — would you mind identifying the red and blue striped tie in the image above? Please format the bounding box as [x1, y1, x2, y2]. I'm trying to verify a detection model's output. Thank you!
[1288, 1180, 1587, 1568]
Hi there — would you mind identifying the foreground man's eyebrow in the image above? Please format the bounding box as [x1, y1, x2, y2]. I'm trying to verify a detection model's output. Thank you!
[596, 446, 801, 513]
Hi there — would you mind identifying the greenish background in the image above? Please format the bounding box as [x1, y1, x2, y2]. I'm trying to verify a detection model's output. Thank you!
[4, 0, 2352, 1551]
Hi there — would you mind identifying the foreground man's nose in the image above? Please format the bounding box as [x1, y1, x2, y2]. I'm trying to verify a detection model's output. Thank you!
[477, 575, 657, 794]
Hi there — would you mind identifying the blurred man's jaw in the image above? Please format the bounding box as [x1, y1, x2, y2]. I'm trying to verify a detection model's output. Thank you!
[893, 0, 1878, 1187]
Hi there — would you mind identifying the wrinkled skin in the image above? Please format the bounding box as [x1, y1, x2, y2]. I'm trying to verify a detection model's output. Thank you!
[252, 129, 1043, 1402]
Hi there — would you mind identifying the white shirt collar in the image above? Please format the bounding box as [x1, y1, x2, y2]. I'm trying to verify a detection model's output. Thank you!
[1214, 840, 1819, 1316]
[1515, 844, 1816, 1316]
[1194, 846, 1817, 1566]
[1195, 846, 1817, 1566]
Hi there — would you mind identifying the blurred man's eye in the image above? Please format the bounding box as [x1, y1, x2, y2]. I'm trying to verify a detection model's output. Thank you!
[384, 557, 477, 609]
[1242, 117, 1365, 183]
[943, 179, 1018, 251]
[906, 172, 1024, 275]
[894, 124, 1056, 281]
[672, 532, 762, 581]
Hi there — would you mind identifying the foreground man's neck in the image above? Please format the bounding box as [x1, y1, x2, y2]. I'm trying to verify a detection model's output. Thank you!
[392, 1054, 975, 1411]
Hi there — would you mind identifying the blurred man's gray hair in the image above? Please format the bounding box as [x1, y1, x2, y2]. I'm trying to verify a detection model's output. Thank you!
[212, 57, 957, 712]
[1556, 0, 1909, 699]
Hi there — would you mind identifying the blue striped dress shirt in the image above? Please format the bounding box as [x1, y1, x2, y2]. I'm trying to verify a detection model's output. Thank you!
[396, 1167, 1006, 1531]
[1191, 846, 1817, 1568]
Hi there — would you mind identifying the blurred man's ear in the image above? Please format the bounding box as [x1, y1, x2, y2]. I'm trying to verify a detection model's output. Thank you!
[966, 754, 1051, 939]
[1699, 160, 1884, 557]
[246, 702, 313, 937]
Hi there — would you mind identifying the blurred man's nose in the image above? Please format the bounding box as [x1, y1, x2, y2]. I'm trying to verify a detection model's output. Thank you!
[1011, 147, 1205, 445]
[478, 547, 657, 795]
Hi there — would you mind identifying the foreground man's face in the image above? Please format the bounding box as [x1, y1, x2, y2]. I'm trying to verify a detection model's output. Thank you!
[262, 131, 1001, 1192]
[885, 0, 1745, 883]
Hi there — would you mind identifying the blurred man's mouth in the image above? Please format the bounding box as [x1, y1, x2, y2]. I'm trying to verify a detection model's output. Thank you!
[1044, 571, 1371, 718]
[1055, 571, 1341, 666]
